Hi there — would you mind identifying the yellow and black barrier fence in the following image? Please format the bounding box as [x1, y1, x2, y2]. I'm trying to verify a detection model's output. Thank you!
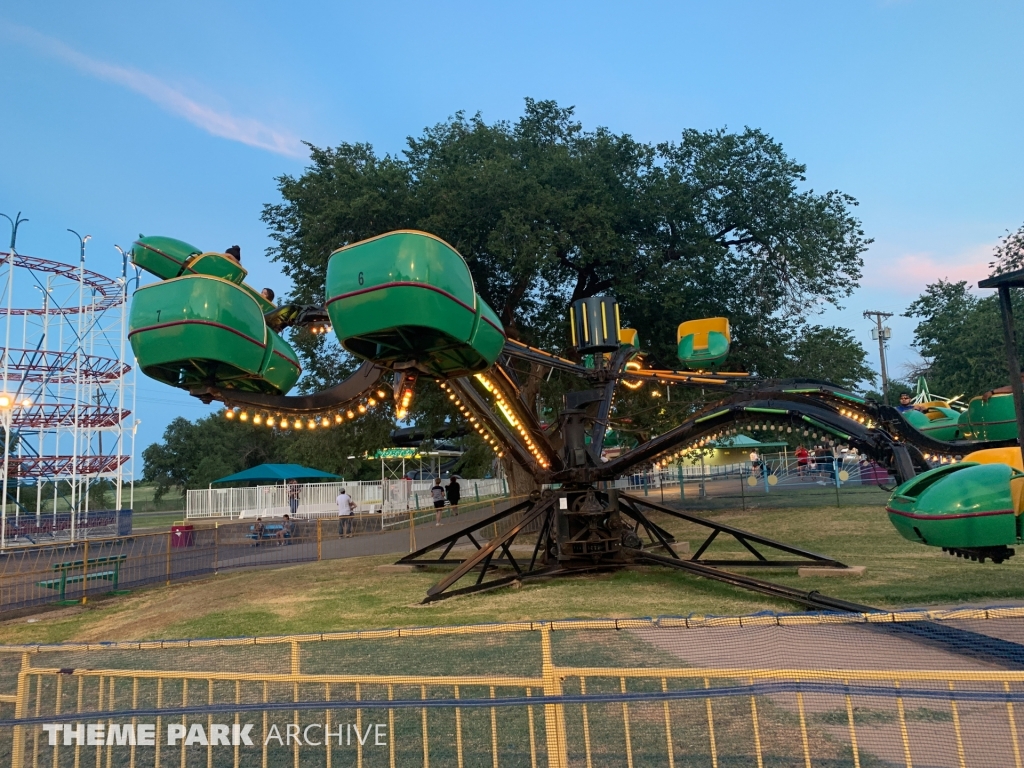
[3, 607, 1024, 766]
[0, 495, 532, 614]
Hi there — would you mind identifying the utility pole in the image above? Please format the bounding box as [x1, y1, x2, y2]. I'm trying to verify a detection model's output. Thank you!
[863, 310, 893, 404]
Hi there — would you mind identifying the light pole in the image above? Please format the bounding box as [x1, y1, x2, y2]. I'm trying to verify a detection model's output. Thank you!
[0, 212, 27, 550]
[67, 230, 90, 542]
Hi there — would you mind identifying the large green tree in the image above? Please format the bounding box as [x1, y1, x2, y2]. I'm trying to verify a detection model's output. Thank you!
[146, 101, 875, 486]
[904, 280, 1023, 399]
[777, 325, 876, 389]
[262, 99, 870, 379]
[903, 223, 1024, 398]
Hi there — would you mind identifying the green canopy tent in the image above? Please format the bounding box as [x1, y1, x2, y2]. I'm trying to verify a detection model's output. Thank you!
[211, 463, 341, 486]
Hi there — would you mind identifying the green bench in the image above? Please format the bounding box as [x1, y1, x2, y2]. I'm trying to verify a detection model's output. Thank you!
[37, 554, 128, 603]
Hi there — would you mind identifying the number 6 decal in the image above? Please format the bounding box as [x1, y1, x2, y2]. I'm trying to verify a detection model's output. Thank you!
[358, 271, 364, 286]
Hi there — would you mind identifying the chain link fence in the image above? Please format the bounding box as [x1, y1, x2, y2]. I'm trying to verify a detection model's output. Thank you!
[2, 606, 1024, 766]
[0, 494, 526, 613]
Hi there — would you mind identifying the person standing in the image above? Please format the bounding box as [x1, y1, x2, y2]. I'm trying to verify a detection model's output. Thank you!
[749, 450, 761, 478]
[430, 479, 446, 526]
[446, 476, 461, 514]
[795, 445, 809, 477]
[336, 488, 357, 538]
[287, 479, 300, 516]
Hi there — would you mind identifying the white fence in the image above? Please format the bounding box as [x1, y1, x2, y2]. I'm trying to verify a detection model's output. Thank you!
[380, 477, 507, 528]
[613, 451, 888, 491]
[187, 477, 508, 528]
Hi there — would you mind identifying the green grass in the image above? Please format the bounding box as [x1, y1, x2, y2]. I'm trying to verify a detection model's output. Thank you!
[129, 509, 188, 530]
[2, 500, 1024, 645]
[814, 706, 954, 726]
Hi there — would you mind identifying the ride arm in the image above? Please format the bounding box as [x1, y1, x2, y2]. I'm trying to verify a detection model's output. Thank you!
[588, 346, 634, 465]
[483, 364, 562, 470]
[264, 304, 330, 333]
[193, 361, 386, 415]
[502, 339, 589, 375]
[588, 394, 920, 483]
[447, 377, 545, 475]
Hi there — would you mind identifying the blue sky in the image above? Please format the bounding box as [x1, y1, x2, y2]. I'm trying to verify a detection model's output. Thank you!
[1, 0, 1022, 455]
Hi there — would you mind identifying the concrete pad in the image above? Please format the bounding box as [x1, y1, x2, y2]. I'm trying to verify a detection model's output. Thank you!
[375, 564, 424, 573]
[670, 541, 690, 554]
[797, 565, 866, 577]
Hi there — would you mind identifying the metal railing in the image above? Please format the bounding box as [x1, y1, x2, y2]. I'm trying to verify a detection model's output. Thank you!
[3, 607, 1023, 767]
[186, 478, 509, 523]
[0, 494, 527, 614]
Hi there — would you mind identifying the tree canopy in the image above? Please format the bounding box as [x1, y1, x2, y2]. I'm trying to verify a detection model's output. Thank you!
[903, 223, 1024, 399]
[262, 99, 870, 378]
[904, 280, 1023, 399]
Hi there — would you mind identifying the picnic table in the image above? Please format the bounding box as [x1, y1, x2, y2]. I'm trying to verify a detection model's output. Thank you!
[247, 523, 294, 545]
[36, 554, 128, 602]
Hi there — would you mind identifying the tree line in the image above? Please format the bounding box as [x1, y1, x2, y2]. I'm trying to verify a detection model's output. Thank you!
[902, 223, 1024, 399]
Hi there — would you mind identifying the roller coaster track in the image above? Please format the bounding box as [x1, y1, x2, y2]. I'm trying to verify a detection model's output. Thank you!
[0, 348, 130, 384]
[8, 454, 128, 478]
[0, 252, 124, 314]
[10, 404, 129, 429]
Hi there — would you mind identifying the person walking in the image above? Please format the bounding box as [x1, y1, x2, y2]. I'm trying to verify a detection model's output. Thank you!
[446, 476, 461, 514]
[336, 488, 357, 538]
[749, 450, 761, 479]
[430, 478, 446, 526]
[287, 479, 300, 516]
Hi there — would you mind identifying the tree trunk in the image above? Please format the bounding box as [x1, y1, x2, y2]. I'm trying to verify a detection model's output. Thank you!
[503, 458, 539, 498]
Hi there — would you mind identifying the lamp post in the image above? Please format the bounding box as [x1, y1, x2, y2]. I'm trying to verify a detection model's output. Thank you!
[0, 212, 27, 550]
[66, 230, 89, 542]
[0, 395, 33, 549]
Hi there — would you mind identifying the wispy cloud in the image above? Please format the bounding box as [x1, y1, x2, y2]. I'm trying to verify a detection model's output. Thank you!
[4, 22, 306, 159]
[861, 242, 995, 294]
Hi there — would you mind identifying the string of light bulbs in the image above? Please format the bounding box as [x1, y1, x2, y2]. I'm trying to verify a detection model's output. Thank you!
[437, 380, 504, 459]
[473, 373, 551, 469]
[223, 388, 390, 431]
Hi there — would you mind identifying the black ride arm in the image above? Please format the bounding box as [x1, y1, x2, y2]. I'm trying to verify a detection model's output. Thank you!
[197, 361, 386, 415]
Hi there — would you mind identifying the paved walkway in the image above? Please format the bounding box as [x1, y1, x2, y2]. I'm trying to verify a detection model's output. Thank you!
[213, 503, 501, 570]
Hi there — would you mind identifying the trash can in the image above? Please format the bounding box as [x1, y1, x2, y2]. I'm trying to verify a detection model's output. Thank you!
[171, 524, 195, 548]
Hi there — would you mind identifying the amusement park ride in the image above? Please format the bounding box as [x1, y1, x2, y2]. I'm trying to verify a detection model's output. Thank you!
[128, 230, 1024, 607]
[0, 215, 136, 548]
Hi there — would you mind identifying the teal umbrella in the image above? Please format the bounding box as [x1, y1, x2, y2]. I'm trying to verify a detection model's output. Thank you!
[211, 463, 340, 485]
